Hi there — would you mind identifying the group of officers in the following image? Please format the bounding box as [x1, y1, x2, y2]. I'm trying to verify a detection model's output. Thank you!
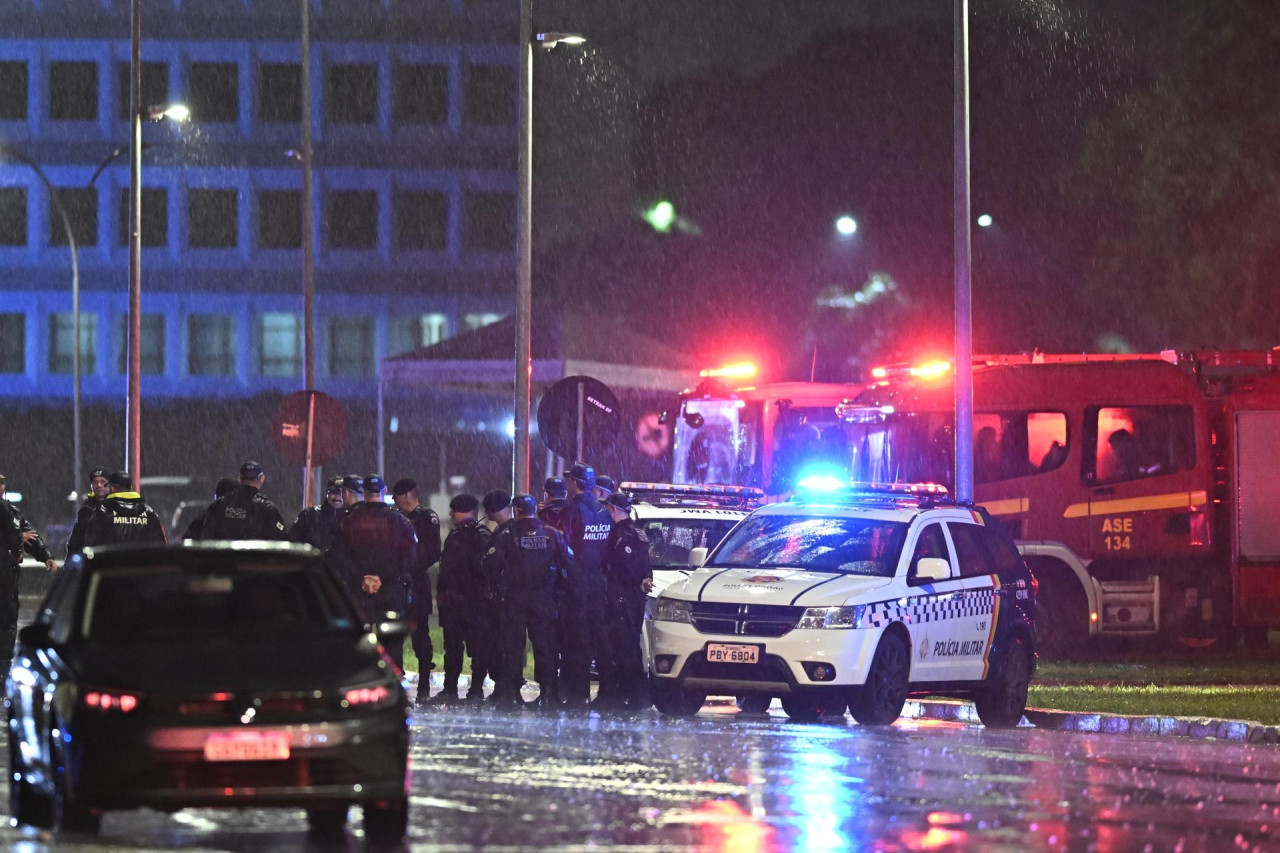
[39, 458, 653, 713]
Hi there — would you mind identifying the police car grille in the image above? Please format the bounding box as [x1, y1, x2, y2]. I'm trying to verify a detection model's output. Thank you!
[690, 602, 803, 638]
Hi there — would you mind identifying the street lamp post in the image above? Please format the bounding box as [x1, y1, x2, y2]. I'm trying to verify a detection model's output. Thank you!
[126, 0, 143, 489]
[513, 8, 585, 495]
[954, 0, 975, 504]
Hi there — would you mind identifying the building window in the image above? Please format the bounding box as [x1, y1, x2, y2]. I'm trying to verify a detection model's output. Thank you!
[188, 314, 235, 376]
[116, 313, 165, 375]
[116, 61, 168, 121]
[389, 312, 448, 356]
[0, 314, 24, 373]
[328, 190, 377, 249]
[463, 191, 514, 252]
[259, 312, 301, 377]
[117, 188, 168, 247]
[258, 62, 301, 123]
[49, 187, 97, 247]
[258, 190, 301, 249]
[189, 62, 239, 123]
[49, 61, 98, 121]
[49, 312, 97, 374]
[393, 189, 447, 251]
[327, 64, 377, 125]
[0, 188, 27, 246]
[329, 317, 373, 377]
[464, 312, 502, 331]
[189, 188, 238, 248]
[393, 63, 448, 125]
[464, 64, 515, 126]
[0, 61, 28, 121]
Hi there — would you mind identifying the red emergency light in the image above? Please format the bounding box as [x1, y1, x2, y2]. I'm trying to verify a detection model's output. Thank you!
[699, 362, 758, 380]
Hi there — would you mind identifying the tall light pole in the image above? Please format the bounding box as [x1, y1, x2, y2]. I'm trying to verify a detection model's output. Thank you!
[953, 0, 975, 504]
[513, 11, 586, 495]
[301, 0, 318, 508]
[126, 0, 143, 489]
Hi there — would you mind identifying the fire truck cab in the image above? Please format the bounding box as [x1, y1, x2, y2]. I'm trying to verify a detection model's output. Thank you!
[840, 350, 1280, 655]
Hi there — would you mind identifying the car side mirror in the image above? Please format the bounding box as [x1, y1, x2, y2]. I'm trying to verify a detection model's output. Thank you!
[18, 623, 51, 648]
[914, 557, 952, 582]
[688, 547, 708, 568]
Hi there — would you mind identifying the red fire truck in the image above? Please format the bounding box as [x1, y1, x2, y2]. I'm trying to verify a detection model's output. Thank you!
[836, 350, 1280, 656]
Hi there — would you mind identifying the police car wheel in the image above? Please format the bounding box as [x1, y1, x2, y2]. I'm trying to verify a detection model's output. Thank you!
[974, 635, 1032, 729]
[779, 693, 840, 722]
[848, 631, 909, 726]
[735, 694, 773, 715]
[651, 681, 706, 717]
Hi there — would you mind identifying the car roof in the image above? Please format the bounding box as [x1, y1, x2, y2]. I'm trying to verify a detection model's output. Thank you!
[750, 500, 977, 525]
[77, 541, 323, 569]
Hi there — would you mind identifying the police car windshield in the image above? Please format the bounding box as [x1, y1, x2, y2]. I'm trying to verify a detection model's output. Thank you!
[80, 562, 358, 640]
[641, 519, 740, 569]
[707, 515, 907, 576]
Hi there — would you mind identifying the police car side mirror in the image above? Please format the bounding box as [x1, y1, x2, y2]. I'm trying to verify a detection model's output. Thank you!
[914, 557, 952, 582]
[688, 547, 708, 568]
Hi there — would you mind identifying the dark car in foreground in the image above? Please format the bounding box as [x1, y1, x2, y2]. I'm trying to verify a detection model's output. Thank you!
[5, 542, 410, 839]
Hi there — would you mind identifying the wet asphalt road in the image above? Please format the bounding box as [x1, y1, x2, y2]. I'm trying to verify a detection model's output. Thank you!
[6, 590, 1280, 851]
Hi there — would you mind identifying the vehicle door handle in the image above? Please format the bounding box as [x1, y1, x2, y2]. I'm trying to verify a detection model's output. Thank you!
[1093, 487, 1116, 496]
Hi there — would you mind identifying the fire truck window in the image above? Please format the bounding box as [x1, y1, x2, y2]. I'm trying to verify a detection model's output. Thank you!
[908, 523, 952, 581]
[1029, 412, 1068, 473]
[1093, 406, 1195, 485]
[945, 522, 993, 578]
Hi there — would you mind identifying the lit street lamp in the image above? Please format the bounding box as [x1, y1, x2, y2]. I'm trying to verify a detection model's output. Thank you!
[513, 0, 586, 494]
[977, 213, 993, 228]
[835, 214, 859, 237]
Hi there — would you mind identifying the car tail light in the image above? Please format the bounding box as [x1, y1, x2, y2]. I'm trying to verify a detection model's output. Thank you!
[82, 688, 141, 713]
[343, 683, 396, 708]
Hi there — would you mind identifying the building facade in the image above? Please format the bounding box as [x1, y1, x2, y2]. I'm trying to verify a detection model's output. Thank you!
[0, 0, 516, 405]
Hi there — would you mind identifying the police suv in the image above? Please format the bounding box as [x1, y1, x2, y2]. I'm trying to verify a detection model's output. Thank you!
[647, 483, 1037, 726]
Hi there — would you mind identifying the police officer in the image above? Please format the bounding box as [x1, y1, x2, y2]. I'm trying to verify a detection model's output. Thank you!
[551, 463, 613, 708]
[431, 494, 492, 704]
[339, 474, 364, 515]
[597, 491, 655, 711]
[1, 472, 58, 673]
[197, 461, 287, 541]
[391, 478, 442, 680]
[288, 476, 344, 551]
[65, 467, 111, 557]
[82, 471, 167, 547]
[487, 494, 573, 710]
[538, 477, 569, 528]
[482, 490, 512, 534]
[0, 473, 58, 574]
[330, 474, 416, 670]
[182, 477, 238, 541]
[593, 475, 617, 503]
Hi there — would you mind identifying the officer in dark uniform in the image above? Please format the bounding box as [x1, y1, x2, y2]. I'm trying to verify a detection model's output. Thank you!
[339, 474, 364, 516]
[593, 475, 617, 503]
[65, 467, 111, 557]
[550, 463, 613, 708]
[538, 477, 569, 528]
[430, 494, 492, 704]
[82, 471, 167, 547]
[182, 477, 238, 541]
[197, 461, 287, 541]
[488, 494, 573, 709]
[391, 478, 442, 679]
[597, 491, 655, 710]
[329, 474, 416, 670]
[2, 472, 58, 673]
[289, 476, 344, 551]
[483, 490, 512, 534]
[0, 473, 58, 574]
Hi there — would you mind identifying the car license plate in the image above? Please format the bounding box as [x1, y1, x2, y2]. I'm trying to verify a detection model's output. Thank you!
[203, 731, 290, 762]
[706, 643, 760, 664]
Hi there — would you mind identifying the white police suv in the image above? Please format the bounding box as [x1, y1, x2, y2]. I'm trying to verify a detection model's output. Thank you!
[647, 483, 1037, 726]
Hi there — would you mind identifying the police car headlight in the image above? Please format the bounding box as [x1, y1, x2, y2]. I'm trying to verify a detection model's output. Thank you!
[654, 598, 693, 623]
[797, 605, 865, 630]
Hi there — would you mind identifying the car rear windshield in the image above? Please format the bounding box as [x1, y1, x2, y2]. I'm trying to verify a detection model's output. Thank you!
[707, 514, 907, 576]
[641, 518, 740, 569]
[80, 561, 358, 640]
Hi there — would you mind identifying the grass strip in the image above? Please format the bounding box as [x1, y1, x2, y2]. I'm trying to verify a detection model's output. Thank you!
[1037, 658, 1280, 686]
[1028, 684, 1280, 726]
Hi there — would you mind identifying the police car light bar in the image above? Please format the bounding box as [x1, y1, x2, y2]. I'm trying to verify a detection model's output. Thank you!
[791, 480, 951, 507]
[619, 482, 765, 508]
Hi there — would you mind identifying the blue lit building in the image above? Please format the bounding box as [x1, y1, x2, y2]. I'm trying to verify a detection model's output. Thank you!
[0, 0, 516, 405]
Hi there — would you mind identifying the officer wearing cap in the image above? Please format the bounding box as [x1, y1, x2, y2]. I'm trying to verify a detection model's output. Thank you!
[196, 461, 287, 541]
[65, 466, 112, 556]
[593, 475, 617, 503]
[487, 493, 573, 709]
[330, 474, 417, 669]
[182, 477, 239, 541]
[339, 474, 364, 514]
[82, 470, 167, 547]
[391, 478, 442, 677]
[1, 472, 58, 674]
[550, 462, 613, 708]
[288, 475, 345, 551]
[430, 493, 492, 704]
[596, 491, 654, 710]
[482, 490, 512, 534]
[538, 477, 569, 528]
